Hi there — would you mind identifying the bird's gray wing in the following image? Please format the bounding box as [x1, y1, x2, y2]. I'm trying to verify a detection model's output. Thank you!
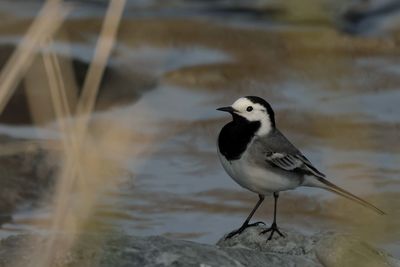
[265, 152, 325, 177]
[256, 130, 385, 215]
[254, 129, 326, 178]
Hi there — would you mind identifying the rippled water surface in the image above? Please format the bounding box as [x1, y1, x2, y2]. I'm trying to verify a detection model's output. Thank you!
[0, 0, 399, 258]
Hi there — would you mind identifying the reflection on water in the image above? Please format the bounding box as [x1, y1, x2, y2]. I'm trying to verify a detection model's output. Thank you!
[0, 0, 399, 259]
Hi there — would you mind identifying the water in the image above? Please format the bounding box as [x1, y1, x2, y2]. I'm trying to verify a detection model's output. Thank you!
[0, 0, 399, 258]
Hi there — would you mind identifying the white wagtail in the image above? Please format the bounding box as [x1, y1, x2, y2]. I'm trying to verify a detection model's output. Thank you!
[217, 96, 384, 240]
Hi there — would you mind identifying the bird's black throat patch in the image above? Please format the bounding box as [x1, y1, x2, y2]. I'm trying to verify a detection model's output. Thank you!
[218, 115, 261, 161]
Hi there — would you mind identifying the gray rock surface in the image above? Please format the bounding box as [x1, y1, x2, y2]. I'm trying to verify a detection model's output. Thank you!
[0, 44, 156, 125]
[218, 226, 400, 267]
[0, 227, 398, 267]
[0, 135, 54, 218]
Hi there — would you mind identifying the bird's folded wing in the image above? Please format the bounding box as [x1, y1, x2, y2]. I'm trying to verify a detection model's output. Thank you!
[265, 152, 326, 178]
[257, 130, 385, 215]
[254, 129, 326, 177]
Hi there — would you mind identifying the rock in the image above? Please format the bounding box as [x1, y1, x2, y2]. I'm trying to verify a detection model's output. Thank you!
[339, 0, 400, 35]
[316, 233, 400, 267]
[0, 232, 314, 267]
[0, 44, 156, 125]
[217, 227, 318, 260]
[0, 135, 55, 216]
[217, 226, 400, 267]
[0, 227, 397, 267]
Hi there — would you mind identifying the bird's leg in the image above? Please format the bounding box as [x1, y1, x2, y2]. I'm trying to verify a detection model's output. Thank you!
[226, 194, 265, 239]
[260, 192, 285, 240]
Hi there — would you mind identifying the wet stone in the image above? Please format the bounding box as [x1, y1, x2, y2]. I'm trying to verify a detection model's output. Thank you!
[0, 44, 156, 125]
[0, 227, 398, 267]
[0, 135, 55, 217]
[218, 226, 400, 267]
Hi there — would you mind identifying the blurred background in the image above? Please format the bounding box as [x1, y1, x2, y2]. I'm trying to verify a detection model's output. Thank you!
[0, 0, 398, 264]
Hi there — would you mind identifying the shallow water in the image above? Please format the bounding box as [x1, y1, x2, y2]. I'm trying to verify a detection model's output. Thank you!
[0, 0, 399, 258]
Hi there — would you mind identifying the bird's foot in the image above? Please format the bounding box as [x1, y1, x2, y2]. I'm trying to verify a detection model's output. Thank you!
[260, 222, 285, 241]
[225, 221, 265, 239]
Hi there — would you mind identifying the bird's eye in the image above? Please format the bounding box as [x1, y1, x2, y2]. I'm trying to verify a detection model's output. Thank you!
[246, 106, 253, 112]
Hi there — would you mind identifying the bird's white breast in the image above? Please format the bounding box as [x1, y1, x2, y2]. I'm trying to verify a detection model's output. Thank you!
[218, 147, 301, 195]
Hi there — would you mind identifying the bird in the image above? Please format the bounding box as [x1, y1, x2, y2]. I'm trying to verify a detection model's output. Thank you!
[216, 96, 384, 240]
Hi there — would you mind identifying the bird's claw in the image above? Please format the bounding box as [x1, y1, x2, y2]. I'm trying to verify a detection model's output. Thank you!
[260, 222, 285, 241]
[225, 221, 266, 239]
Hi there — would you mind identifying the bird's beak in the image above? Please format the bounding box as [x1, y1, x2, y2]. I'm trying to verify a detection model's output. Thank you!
[217, 106, 235, 113]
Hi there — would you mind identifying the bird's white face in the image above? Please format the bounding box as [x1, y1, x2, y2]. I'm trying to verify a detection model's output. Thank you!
[231, 97, 272, 136]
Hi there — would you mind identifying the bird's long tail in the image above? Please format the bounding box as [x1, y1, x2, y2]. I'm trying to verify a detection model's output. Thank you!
[304, 176, 385, 215]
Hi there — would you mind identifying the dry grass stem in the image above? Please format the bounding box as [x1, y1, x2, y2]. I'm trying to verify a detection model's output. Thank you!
[0, 1, 70, 114]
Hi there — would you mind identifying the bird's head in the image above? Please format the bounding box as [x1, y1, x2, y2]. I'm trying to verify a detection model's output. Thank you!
[217, 96, 275, 136]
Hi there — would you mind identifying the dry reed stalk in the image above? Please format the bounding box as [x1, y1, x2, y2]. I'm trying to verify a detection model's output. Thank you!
[75, 0, 126, 134]
[0, 1, 70, 114]
[23, 1, 127, 266]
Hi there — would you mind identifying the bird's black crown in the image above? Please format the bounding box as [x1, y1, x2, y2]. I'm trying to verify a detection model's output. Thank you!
[245, 96, 275, 127]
